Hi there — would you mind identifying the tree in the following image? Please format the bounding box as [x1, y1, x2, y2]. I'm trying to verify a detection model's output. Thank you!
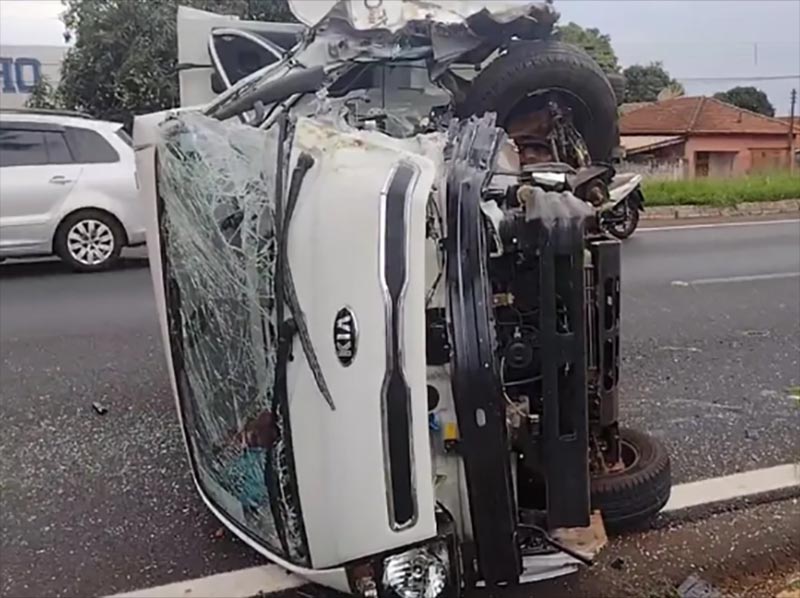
[24, 76, 61, 110]
[622, 62, 683, 103]
[244, 0, 295, 22]
[56, 0, 295, 122]
[556, 22, 619, 73]
[713, 86, 775, 117]
[657, 82, 685, 101]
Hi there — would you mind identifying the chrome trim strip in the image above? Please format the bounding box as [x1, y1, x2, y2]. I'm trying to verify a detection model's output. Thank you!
[378, 160, 421, 531]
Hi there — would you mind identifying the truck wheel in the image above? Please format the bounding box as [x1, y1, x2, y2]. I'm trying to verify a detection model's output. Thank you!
[591, 427, 671, 531]
[457, 41, 619, 162]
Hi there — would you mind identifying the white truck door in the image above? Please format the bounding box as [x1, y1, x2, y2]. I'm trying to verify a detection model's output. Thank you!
[176, 5, 303, 107]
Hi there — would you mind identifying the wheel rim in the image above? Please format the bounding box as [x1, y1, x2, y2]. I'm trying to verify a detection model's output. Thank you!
[599, 438, 641, 477]
[609, 203, 637, 237]
[66, 219, 115, 266]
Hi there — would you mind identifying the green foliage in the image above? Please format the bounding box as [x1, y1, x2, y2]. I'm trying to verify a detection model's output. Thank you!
[713, 86, 775, 117]
[24, 76, 61, 110]
[241, 0, 295, 22]
[56, 0, 295, 122]
[555, 22, 619, 73]
[642, 172, 800, 206]
[622, 62, 682, 103]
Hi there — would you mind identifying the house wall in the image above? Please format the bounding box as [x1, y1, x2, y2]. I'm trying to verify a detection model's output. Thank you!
[684, 134, 797, 176]
[621, 142, 687, 180]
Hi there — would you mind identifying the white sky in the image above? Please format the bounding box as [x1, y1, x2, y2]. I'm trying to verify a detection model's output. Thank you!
[0, 0, 66, 44]
[1, 0, 798, 113]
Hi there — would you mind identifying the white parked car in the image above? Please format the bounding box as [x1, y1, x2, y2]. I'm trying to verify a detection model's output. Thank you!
[0, 109, 145, 271]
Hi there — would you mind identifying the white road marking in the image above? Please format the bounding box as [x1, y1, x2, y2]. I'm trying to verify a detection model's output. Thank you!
[663, 463, 800, 513]
[640, 218, 800, 232]
[108, 564, 305, 598]
[671, 272, 800, 286]
[110, 462, 800, 598]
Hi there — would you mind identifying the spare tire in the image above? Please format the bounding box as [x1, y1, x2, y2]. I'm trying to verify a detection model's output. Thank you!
[457, 41, 619, 162]
[590, 427, 671, 531]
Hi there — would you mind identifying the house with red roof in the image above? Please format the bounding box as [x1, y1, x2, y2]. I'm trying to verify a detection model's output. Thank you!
[619, 96, 798, 178]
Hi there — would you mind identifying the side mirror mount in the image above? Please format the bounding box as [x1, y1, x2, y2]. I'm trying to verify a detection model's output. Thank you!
[211, 72, 226, 94]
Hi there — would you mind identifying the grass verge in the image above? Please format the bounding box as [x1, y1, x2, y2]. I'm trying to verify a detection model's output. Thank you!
[642, 172, 800, 207]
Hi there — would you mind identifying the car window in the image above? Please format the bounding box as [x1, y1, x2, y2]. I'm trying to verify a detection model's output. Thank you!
[43, 131, 73, 164]
[0, 127, 48, 167]
[211, 33, 282, 86]
[64, 126, 120, 164]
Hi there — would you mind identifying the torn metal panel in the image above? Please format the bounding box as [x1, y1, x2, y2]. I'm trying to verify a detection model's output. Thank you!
[205, 0, 558, 121]
[288, 1, 558, 33]
[155, 112, 308, 564]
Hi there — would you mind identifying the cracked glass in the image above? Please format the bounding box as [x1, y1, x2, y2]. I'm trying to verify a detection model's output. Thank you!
[155, 112, 307, 564]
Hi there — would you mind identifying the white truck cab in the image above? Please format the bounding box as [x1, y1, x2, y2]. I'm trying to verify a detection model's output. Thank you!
[134, 3, 670, 596]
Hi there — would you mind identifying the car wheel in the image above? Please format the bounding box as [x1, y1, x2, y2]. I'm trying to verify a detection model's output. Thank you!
[55, 210, 124, 272]
[591, 427, 671, 531]
[606, 201, 640, 239]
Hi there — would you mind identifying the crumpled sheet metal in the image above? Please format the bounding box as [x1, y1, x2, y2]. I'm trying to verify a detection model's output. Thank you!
[290, 0, 557, 76]
[289, 0, 557, 32]
[156, 112, 307, 564]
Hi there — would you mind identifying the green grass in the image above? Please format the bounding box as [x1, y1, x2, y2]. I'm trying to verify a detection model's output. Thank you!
[642, 172, 800, 207]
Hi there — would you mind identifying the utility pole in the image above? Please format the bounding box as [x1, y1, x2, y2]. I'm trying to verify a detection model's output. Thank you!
[789, 88, 797, 174]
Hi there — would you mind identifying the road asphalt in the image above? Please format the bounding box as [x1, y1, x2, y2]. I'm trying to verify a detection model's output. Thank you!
[0, 220, 798, 597]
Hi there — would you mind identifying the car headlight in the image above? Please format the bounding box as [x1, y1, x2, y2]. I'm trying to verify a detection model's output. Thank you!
[382, 543, 449, 598]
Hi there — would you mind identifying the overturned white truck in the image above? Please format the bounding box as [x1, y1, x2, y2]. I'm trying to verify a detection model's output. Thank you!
[134, 2, 670, 596]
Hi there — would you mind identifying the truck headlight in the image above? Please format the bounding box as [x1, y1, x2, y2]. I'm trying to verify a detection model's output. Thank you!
[382, 543, 449, 598]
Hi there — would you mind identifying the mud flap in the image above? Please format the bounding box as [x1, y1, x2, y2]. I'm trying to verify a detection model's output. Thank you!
[628, 188, 645, 212]
[446, 116, 521, 586]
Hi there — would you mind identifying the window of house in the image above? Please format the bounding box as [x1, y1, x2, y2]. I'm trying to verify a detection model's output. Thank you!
[695, 151, 709, 177]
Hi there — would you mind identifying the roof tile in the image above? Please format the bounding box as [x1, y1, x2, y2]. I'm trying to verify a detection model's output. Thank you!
[619, 96, 794, 136]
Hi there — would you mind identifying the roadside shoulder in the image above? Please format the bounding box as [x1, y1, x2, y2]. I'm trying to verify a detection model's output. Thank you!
[642, 199, 800, 221]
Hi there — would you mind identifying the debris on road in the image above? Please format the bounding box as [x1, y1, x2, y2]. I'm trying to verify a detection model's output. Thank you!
[91, 402, 108, 415]
[609, 556, 626, 571]
[677, 574, 722, 598]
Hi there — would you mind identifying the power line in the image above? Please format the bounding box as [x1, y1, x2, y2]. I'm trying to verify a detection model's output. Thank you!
[675, 74, 800, 82]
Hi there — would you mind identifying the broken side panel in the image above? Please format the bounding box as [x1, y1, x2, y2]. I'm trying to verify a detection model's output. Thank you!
[155, 113, 309, 565]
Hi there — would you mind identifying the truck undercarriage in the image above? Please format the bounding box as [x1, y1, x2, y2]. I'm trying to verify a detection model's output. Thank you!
[135, 2, 672, 596]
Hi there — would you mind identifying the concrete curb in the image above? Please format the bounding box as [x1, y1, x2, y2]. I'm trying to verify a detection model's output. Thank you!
[642, 199, 800, 220]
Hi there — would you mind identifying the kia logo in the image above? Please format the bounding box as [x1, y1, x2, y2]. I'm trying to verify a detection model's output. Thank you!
[333, 307, 358, 366]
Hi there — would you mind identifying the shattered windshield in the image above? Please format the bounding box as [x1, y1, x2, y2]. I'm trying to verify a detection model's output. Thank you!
[155, 113, 308, 565]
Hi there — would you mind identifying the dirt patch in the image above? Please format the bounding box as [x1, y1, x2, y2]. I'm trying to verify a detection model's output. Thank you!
[716, 565, 800, 598]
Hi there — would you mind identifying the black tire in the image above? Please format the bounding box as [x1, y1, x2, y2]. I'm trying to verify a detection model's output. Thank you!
[606, 200, 640, 239]
[606, 72, 626, 105]
[591, 427, 671, 531]
[458, 41, 619, 162]
[54, 209, 125, 272]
